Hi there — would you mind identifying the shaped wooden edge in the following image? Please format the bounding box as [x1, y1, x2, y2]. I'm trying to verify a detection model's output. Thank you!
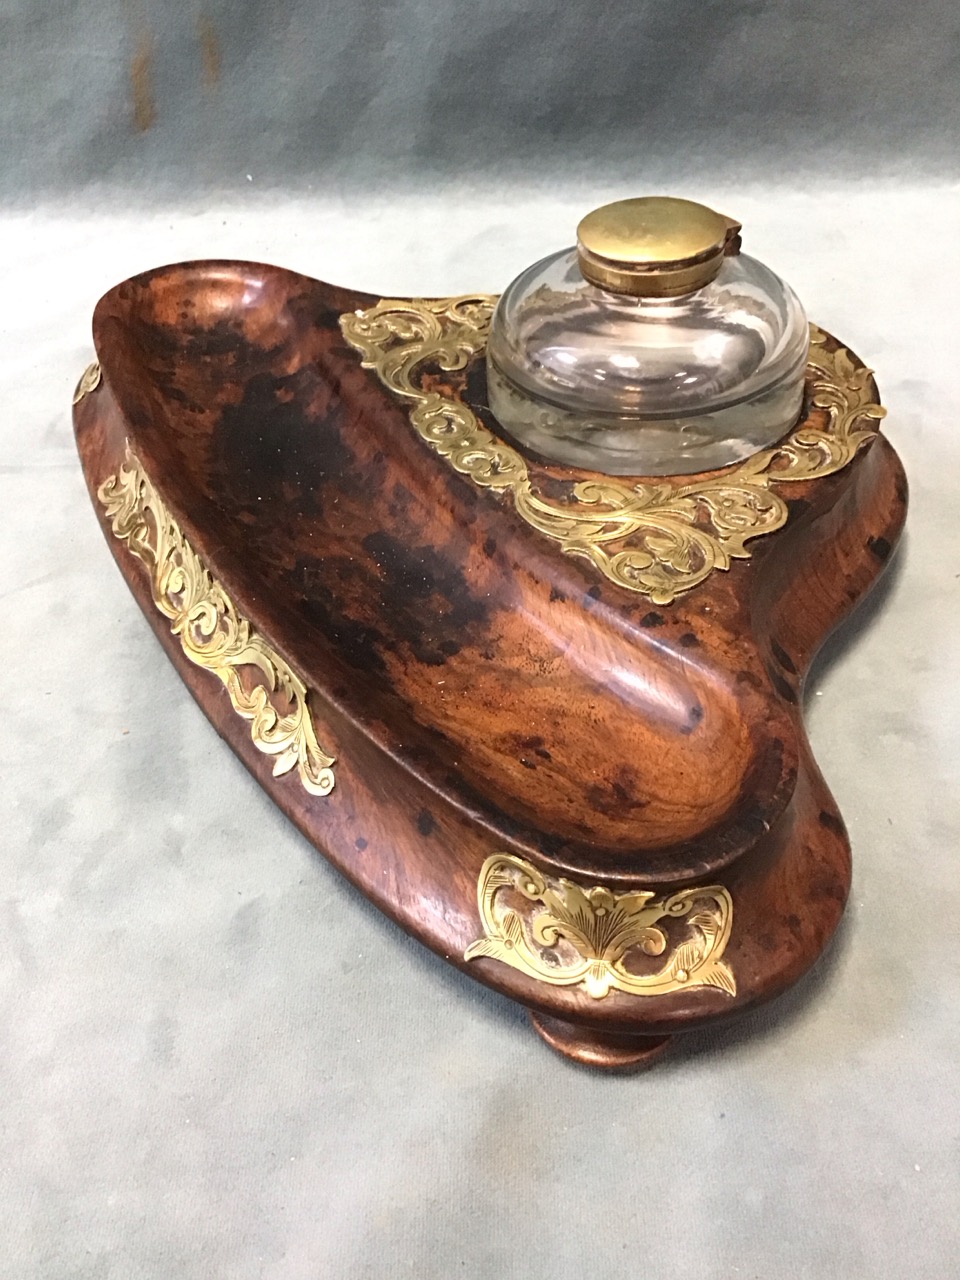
[72, 300, 907, 1059]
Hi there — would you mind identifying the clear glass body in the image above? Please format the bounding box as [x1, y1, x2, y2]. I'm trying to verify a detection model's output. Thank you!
[486, 247, 809, 475]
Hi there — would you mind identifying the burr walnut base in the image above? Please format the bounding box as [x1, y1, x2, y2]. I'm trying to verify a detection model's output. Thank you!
[73, 261, 907, 1070]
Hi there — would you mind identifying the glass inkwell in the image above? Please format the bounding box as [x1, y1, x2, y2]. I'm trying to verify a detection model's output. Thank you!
[486, 196, 809, 475]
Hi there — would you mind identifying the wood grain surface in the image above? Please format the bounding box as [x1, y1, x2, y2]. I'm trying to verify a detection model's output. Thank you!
[73, 260, 907, 1064]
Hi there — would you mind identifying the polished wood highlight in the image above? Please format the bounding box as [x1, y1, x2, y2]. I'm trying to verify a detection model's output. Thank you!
[529, 1012, 674, 1072]
[73, 260, 907, 1068]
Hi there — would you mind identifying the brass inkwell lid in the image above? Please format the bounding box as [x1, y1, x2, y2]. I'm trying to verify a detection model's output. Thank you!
[576, 195, 742, 296]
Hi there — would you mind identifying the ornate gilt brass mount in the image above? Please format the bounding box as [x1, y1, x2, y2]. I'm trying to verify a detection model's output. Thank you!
[73, 361, 101, 404]
[341, 299, 884, 605]
[465, 854, 735, 1000]
[98, 448, 336, 797]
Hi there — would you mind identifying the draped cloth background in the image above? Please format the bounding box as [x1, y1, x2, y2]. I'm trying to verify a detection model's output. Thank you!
[3, 0, 959, 199]
[2, 5, 958, 1277]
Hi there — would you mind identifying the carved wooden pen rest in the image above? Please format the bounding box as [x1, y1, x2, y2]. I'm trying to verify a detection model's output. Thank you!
[73, 261, 906, 1070]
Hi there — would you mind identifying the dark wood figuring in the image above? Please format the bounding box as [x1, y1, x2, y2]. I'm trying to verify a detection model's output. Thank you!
[74, 260, 907, 1067]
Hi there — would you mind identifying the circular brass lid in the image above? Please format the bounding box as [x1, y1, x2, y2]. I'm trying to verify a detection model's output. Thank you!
[576, 196, 741, 297]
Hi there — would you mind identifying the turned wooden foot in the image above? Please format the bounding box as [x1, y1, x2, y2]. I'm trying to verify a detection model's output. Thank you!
[529, 1011, 674, 1071]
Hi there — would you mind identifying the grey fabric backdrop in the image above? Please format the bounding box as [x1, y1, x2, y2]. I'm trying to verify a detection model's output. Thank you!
[3, 0, 960, 200]
[2, 5, 959, 1280]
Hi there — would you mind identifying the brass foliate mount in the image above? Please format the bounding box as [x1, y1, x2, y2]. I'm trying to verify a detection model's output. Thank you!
[97, 448, 337, 797]
[73, 361, 102, 404]
[464, 854, 736, 1000]
[340, 297, 885, 605]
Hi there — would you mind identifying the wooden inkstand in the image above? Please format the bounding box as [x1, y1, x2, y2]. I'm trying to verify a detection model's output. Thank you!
[73, 198, 906, 1069]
